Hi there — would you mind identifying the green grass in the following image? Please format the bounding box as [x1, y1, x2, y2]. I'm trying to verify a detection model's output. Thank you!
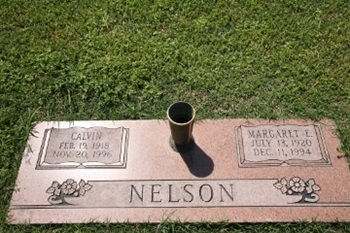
[1, 0, 350, 232]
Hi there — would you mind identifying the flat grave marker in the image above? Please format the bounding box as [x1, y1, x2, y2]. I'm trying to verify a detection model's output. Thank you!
[8, 119, 350, 223]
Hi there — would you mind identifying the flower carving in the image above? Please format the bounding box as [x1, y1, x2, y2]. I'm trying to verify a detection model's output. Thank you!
[61, 179, 78, 195]
[274, 177, 321, 203]
[46, 179, 92, 205]
[289, 177, 306, 193]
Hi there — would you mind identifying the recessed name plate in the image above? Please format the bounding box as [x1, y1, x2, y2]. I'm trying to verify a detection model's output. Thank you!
[37, 127, 129, 169]
[7, 119, 350, 223]
[235, 124, 331, 167]
[12, 178, 323, 208]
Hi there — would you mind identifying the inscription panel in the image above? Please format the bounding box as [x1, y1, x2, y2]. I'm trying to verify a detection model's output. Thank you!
[236, 124, 330, 167]
[36, 127, 129, 169]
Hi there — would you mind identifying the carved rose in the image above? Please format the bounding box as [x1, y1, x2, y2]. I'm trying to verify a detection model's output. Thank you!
[289, 177, 305, 193]
[61, 179, 78, 195]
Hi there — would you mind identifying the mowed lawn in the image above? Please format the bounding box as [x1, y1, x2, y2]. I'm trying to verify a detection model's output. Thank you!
[1, 0, 350, 232]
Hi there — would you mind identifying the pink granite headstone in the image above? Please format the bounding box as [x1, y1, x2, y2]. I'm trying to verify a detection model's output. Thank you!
[7, 119, 350, 223]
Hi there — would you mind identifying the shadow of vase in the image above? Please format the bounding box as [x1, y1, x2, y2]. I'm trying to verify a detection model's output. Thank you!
[173, 140, 214, 178]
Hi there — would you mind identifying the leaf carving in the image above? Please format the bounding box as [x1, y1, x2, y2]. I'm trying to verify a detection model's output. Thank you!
[84, 183, 93, 191]
[46, 186, 55, 194]
[274, 182, 283, 189]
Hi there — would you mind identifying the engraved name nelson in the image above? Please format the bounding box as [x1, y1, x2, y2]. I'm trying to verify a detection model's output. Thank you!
[129, 182, 234, 204]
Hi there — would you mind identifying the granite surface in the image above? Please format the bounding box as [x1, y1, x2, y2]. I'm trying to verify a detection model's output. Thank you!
[8, 119, 350, 223]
